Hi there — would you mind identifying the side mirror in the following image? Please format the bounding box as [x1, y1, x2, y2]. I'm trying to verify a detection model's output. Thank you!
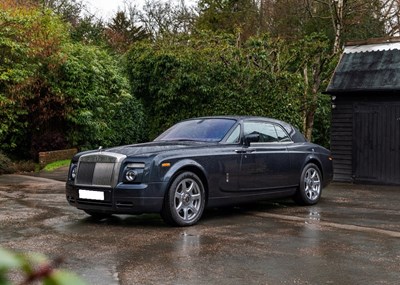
[244, 133, 260, 147]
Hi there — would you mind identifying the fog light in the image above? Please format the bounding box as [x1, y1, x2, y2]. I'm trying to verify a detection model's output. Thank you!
[125, 170, 137, 181]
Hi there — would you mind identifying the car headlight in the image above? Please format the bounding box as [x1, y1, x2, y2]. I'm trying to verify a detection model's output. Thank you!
[125, 170, 137, 181]
[69, 163, 77, 180]
[123, 162, 145, 183]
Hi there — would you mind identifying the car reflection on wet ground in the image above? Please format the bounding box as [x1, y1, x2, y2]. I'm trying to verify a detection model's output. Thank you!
[0, 174, 399, 285]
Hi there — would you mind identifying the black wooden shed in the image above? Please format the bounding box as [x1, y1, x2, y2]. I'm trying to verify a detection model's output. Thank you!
[326, 38, 400, 185]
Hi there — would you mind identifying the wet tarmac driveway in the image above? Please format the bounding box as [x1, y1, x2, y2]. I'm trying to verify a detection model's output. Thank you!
[0, 174, 399, 284]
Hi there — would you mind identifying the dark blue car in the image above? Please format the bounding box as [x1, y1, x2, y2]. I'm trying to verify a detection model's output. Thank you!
[66, 116, 333, 226]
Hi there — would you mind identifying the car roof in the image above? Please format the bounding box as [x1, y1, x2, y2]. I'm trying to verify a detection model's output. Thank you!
[184, 116, 306, 143]
[187, 115, 284, 122]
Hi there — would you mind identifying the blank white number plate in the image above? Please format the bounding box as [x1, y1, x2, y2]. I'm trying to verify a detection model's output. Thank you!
[79, 189, 104, 200]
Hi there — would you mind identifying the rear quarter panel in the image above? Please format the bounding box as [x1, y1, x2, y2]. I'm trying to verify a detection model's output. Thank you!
[286, 142, 333, 186]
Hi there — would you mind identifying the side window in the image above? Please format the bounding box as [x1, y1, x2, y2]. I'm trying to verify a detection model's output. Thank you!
[225, 125, 241, 143]
[244, 122, 279, 143]
[275, 125, 292, 142]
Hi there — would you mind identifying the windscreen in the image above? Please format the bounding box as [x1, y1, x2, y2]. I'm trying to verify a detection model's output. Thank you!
[155, 118, 237, 142]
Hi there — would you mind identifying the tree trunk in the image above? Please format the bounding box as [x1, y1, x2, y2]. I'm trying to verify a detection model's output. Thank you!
[303, 59, 323, 141]
[332, 0, 344, 54]
[302, 66, 309, 137]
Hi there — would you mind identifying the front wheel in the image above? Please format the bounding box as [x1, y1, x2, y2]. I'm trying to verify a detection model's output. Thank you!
[161, 172, 206, 227]
[294, 163, 322, 205]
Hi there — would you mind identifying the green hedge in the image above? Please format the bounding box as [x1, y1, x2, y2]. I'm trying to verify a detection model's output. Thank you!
[126, 34, 305, 140]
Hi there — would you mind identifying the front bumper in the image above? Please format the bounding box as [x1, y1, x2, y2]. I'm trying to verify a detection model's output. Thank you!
[66, 181, 167, 214]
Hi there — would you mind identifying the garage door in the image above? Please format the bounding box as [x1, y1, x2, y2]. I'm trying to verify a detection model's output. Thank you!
[353, 103, 400, 184]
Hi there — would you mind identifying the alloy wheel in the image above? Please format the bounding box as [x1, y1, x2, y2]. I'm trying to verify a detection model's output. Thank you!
[174, 178, 202, 222]
[304, 167, 321, 201]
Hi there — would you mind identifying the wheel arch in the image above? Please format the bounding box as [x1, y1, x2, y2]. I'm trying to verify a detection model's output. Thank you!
[163, 160, 209, 203]
[303, 156, 324, 179]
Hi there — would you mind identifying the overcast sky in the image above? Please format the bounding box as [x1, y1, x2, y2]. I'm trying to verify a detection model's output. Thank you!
[83, 0, 143, 20]
[83, 0, 196, 20]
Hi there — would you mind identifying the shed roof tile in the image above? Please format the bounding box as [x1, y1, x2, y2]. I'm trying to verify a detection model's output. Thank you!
[326, 41, 400, 94]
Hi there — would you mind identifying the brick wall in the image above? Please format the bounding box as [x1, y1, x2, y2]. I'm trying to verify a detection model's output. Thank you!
[38, 148, 77, 168]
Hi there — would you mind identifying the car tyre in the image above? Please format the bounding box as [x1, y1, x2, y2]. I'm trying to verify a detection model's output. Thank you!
[294, 163, 322, 205]
[161, 171, 205, 227]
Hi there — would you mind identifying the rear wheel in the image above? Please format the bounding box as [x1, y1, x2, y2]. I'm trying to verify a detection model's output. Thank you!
[161, 171, 205, 227]
[294, 163, 322, 205]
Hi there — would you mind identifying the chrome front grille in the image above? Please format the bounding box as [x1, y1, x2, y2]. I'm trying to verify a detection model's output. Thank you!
[75, 152, 126, 188]
[76, 161, 96, 185]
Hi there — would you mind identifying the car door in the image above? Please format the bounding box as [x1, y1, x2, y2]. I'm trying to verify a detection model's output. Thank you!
[238, 121, 292, 191]
[217, 124, 242, 192]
